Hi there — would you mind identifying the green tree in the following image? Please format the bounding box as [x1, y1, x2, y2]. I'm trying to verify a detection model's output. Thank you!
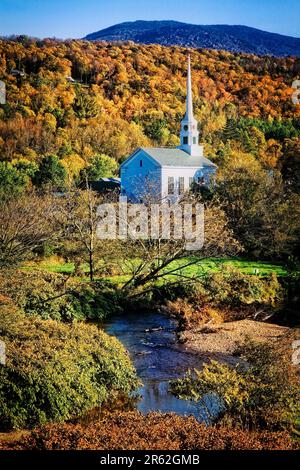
[34, 155, 67, 189]
[144, 118, 167, 144]
[81, 154, 118, 181]
[280, 138, 300, 194]
[0, 162, 29, 198]
[222, 118, 241, 142]
[13, 159, 38, 179]
[73, 90, 99, 119]
[216, 151, 300, 258]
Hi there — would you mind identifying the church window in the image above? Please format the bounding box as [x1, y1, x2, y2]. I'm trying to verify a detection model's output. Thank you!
[193, 137, 197, 144]
[140, 160, 143, 167]
[178, 177, 184, 195]
[168, 177, 174, 195]
[184, 125, 188, 131]
[183, 136, 188, 145]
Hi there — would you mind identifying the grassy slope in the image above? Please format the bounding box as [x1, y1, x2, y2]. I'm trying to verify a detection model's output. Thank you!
[22, 257, 287, 283]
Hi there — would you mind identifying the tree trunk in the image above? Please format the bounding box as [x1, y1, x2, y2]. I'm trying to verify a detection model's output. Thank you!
[89, 250, 94, 282]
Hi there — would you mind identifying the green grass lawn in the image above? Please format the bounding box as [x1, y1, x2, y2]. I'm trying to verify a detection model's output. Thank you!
[22, 261, 75, 274]
[22, 257, 288, 282]
[166, 257, 288, 277]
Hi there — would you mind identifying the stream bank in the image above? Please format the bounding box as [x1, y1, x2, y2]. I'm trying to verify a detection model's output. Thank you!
[102, 311, 226, 418]
[102, 311, 290, 417]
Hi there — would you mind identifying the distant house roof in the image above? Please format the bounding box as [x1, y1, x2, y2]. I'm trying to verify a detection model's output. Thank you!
[88, 177, 120, 193]
[100, 178, 120, 183]
[122, 147, 217, 168]
[66, 76, 77, 83]
[10, 68, 25, 77]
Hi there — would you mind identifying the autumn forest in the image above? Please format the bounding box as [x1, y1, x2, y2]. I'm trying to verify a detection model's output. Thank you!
[1, 38, 300, 169]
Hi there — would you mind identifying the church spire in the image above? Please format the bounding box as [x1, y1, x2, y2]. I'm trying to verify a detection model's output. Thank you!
[178, 55, 203, 157]
[185, 55, 193, 121]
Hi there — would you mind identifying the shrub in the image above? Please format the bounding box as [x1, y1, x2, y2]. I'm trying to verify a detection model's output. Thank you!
[0, 270, 120, 321]
[0, 302, 139, 430]
[5, 411, 296, 450]
[152, 282, 198, 303]
[164, 300, 224, 330]
[162, 268, 283, 327]
[72, 284, 124, 320]
[170, 341, 300, 431]
[202, 267, 283, 308]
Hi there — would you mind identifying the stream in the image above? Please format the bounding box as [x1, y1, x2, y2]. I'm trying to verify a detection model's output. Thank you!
[102, 310, 211, 419]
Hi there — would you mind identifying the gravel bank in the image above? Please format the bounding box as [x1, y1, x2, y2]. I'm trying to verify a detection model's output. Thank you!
[178, 319, 289, 363]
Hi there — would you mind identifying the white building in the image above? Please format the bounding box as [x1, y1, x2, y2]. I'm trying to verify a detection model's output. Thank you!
[120, 56, 217, 202]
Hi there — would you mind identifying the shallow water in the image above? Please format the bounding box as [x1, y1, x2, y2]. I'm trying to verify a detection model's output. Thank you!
[102, 311, 207, 418]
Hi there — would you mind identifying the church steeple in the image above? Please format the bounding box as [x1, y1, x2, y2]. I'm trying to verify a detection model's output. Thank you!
[179, 55, 202, 157]
[185, 55, 194, 121]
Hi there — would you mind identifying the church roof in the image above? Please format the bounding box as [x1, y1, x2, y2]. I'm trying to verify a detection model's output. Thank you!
[140, 147, 217, 168]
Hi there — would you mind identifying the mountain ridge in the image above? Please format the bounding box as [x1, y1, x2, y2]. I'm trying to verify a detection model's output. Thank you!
[84, 20, 300, 57]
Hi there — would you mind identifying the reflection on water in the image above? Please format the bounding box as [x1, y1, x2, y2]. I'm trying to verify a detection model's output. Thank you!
[102, 311, 208, 418]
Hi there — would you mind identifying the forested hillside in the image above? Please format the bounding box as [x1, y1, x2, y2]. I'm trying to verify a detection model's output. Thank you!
[0, 38, 299, 171]
[85, 20, 300, 57]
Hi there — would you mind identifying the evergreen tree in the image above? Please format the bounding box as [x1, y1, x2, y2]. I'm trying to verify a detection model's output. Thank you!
[33, 155, 67, 190]
[222, 119, 241, 142]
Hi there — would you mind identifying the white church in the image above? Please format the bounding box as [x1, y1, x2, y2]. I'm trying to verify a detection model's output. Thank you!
[120, 56, 217, 202]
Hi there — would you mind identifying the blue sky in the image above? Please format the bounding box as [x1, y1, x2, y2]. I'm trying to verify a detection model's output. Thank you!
[0, 0, 299, 39]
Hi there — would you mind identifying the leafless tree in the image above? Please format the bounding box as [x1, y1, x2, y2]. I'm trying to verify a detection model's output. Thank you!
[56, 183, 119, 282]
[55, 180, 239, 293]
[121, 201, 239, 295]
[111, 191, 240, 296]
[0, 191, 58, 267]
